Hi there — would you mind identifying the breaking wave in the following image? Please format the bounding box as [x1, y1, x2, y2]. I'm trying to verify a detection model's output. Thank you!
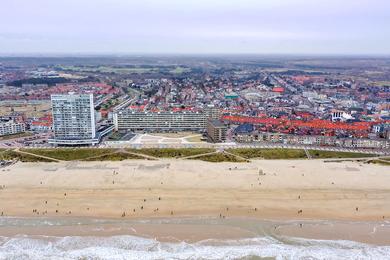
[1, 235, 390, 260]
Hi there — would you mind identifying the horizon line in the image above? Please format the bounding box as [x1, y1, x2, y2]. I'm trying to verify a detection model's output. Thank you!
[1, 52, 390, 58]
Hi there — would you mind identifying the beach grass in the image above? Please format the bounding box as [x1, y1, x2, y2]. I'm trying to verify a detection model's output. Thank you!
[227, 148, 307, 159]
[188, 152, 248, 163]
[127, 148, 215, 158]
[20, 148, 119, 161]
[5, 148, 382, 162]
[309, 150, 376, 159]
[82, 152, 146, 161]
[0, 150, 55, 162]
[367, 159, 390, 166]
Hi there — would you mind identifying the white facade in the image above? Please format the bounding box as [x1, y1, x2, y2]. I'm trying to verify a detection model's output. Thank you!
[0, 120, 26, 136]
[50, 93, 97, 145]
[331, 111, 353, 122]
[114, 110, 207, 131]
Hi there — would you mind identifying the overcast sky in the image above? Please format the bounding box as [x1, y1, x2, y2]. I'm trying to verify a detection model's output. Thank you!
[1, 0, 389, 55]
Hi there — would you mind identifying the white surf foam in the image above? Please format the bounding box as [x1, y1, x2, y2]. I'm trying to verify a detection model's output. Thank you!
[0, 235, 389, 260]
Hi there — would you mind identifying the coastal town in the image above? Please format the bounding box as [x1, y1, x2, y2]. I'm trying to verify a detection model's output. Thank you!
[2, 0, 390, 258]
[0, 56, 389, 153]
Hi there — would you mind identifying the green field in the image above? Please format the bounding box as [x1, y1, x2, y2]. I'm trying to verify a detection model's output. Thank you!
[169, 67, 191, 74]
[126, 148, 215, 158]
[227, 148, 307, 159]
[309, 150, 376, 159]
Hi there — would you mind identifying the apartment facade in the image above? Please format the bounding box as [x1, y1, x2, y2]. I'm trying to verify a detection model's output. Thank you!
[49, 93, 97, 145]
[113, 110, 207, 131]
[0, 120, 26, 136]
[234, 131, 390, 149]
[207, 119, 227, 143]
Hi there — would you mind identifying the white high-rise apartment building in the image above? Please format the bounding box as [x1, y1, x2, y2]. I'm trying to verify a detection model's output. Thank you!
[49, 93, 97, 145]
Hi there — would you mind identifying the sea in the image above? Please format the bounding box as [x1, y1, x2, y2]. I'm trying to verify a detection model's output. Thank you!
[0, 217, 389, 260]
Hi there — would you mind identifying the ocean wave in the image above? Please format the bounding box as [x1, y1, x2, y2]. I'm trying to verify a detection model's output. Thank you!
[0, 235, 389, 260]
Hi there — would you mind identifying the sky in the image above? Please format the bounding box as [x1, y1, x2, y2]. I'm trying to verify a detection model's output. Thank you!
[0, 0, 389, 55]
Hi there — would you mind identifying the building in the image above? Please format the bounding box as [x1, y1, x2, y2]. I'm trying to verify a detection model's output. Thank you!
[30, 115, 52, 132]
[0, 119, 26, 136]
[331, 110, 353, 122]
[224, 92, 239, 100]
[114, 110, 207, 131]
[234, 131, 390, 149]
[207, 119, 227, 143]
[49, 93, 98, 145]
[204, 105, 221, 120]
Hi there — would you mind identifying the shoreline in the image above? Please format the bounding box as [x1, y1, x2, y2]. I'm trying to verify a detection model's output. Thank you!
[1, 216, 390, 246]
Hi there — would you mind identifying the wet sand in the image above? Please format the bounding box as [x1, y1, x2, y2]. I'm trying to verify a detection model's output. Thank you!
[1, 217, 390, 246]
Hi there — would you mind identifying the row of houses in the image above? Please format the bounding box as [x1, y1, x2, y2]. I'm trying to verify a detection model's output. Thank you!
[234, 131, 390, 149]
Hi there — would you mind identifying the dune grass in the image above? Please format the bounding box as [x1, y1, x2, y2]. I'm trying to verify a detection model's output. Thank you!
[367, 159, 390, 166]
[82, 152, 146, 161]
[188, 152, 247, 163]
[127, 148, 215, 158]
[0, 150, 55, 162]
[20, 148, 119, 161]
[309, 150, 376, 159]
[227, 148, 307, 159]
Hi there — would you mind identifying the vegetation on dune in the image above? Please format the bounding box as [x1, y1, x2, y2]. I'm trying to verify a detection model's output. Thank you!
[366, 159, 390, 166]
[309, 150, 376, 159]
[127, 148, 215, 158]
[3, 148, 381, 163]
[82, 152, 146, 161]
[20, 148, 118, 161]
[189, 152, 247, 163]
[0, 150, 55, 162]
[228, 148, 377, 160]
[227, 148, 307, 159]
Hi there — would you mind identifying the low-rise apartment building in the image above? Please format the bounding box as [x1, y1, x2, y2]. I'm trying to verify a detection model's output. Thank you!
[207, 119, 227, 143]
[0, 119, 26, 136]
[234, 132, 390, 149]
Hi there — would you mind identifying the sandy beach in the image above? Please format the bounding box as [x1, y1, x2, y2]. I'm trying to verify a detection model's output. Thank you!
[1, 159, 390, 258]
[0, 159, 389, 221]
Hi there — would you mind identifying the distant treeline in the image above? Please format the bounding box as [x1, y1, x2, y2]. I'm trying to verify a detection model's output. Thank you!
[8, 77, 71, 87]
[8, 76, 97, 87]
[275, 70, 328, 76]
